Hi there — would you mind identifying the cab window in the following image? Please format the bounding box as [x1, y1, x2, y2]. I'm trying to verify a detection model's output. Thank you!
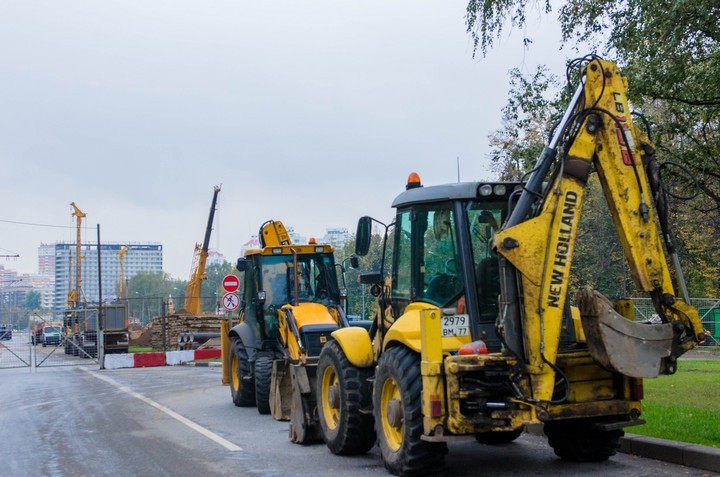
[392, 204, 463, 308]
[467, 204, 504, 319]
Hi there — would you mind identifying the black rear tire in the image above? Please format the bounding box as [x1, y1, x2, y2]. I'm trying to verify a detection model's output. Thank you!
[545, 419, 623, 462]
[230, 337, 256, 407]
[255, 356, 273, 415]
[316, 340, 375, 455]
[374, 346, 446, 476]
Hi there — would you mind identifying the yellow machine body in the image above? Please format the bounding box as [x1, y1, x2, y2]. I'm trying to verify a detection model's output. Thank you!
[331, 58, 706, 475]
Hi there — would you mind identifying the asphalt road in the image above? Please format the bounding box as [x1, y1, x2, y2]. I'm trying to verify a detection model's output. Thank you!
[0, 365, 711, 477]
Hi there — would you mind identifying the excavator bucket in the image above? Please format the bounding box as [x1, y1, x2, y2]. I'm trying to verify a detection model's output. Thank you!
[287, 363, 323, 444]
[578, 290, 674, 378]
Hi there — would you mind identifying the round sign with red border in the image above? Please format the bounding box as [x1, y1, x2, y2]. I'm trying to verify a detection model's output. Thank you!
[221, 274, 240, 293]
[222, 292, 239, 311]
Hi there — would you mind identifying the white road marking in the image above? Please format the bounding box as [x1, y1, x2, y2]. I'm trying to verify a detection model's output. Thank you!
[83, 368, 243, 452]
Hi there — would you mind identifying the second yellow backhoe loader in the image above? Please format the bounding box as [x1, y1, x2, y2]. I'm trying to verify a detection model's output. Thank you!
[225, 220, 358, 443]
[315, 56, 707, 475]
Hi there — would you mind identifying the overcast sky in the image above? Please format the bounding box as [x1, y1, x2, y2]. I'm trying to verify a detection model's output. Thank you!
[0, 1, 567, 279]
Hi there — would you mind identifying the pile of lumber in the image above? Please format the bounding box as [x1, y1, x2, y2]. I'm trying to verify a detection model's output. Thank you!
[149, 312, 226, 351]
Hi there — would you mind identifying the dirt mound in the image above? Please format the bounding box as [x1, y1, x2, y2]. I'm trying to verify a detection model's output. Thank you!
[130, 326, 153, 347]
[198, 337, 221, 350]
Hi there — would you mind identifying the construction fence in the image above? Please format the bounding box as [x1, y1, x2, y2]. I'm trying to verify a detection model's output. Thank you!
[632, 297, 720, 346]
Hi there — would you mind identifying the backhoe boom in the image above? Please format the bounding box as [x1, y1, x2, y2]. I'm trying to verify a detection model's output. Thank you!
[495, 59, 705, 400]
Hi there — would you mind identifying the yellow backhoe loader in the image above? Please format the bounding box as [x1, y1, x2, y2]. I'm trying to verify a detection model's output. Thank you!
[225, 220, 359, 443]
[315, 57, 707, 475]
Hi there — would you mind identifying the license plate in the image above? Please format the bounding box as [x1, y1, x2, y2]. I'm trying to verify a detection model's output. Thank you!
[441, 314, 470, 337]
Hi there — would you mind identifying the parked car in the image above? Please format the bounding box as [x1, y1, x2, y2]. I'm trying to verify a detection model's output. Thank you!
[0, 324, 13, 341]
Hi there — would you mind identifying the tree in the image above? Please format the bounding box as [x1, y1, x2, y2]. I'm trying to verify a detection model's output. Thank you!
[22, 290, 42, 311]
[488, 65, 561, 179]
[127, 271, 187, 323]
[466, 0, 720, 209]
[336, 230, 393, 320]
[572, 176, 636, 299]
[201, 261, 235, 313]
[467, 0, 720, 296]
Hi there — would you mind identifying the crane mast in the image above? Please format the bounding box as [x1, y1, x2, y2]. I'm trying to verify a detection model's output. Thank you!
[68, 202, 86, 309]
[184, 185, 221, 314]
[117, 245, 128, 300]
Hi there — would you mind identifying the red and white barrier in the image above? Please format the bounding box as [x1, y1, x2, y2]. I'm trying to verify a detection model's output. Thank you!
[104, 348, 221, 370]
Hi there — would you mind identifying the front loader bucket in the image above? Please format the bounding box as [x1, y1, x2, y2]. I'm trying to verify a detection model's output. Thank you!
[579, 290, 673, 378]
[270, 360, 292, 421]
[288, 363, 323, 445]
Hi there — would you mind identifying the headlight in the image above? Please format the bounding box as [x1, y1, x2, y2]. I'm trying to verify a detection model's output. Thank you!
[493, 184, 507, 195]
[478, 184, 493, 196]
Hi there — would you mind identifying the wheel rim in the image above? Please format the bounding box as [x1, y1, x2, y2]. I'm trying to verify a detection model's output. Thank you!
[380, 376, 403, 452]
[321, 365, 340, 430]
[231, 353, 239, 391]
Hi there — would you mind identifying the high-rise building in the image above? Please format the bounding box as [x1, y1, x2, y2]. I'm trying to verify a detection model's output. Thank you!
[207, 249, 227, 267]
[0, 266, 52, 310]
[321, 227, 350, 249]
[53, 242, 163, 312]
[38, 243, 55, 276]
[286, 227, 307, 245]
[240, 236, 260, 256]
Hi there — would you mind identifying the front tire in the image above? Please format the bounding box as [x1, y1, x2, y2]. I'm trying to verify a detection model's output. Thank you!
[545, 419, 623, 462]
[316, 340, 375, 455]
[230, 337, 256, 407]
[374, 346, 446, 476]
[255, 355, 273, 415]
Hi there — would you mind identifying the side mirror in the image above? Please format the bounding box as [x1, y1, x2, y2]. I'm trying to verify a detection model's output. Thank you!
[358, 272, 382, 285]
[350, 255, 359, 269]
[236, 258, 249, 272]
[355, 216, 372, 257]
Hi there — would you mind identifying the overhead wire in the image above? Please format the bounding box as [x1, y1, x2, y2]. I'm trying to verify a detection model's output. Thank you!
[0, 218, 77, 229]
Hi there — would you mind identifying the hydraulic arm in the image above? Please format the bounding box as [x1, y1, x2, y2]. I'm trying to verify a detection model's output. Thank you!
[494, 58, 706, 401]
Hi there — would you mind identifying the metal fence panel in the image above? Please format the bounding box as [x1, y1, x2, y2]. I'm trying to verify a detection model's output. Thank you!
[34, 309, 100, 367]
[0, 325, 31, 369]
[632, 297, 719, 346]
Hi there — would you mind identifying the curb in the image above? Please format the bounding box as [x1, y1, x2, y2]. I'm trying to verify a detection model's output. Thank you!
[621, 433, 720, 473]
[183, 361, 221, 367]
[527, 424, 720, 472]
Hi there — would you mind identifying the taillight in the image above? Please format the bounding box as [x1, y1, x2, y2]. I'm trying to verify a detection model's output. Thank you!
[458, 340, 488, 355]
[429, 393, 443, 418]
[631, 378, 644, 400]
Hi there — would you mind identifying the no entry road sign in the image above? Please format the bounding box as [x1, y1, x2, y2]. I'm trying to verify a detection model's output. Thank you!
[222, 275, 240, 293]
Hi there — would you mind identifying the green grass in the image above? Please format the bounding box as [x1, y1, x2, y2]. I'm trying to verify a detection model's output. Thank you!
[128, 346, 152, 353]
[631, 360, 720, 447]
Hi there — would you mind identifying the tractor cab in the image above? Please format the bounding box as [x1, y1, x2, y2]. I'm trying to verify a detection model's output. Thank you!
[236, 245, 341, 348]
[387, 179, 519, 351]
